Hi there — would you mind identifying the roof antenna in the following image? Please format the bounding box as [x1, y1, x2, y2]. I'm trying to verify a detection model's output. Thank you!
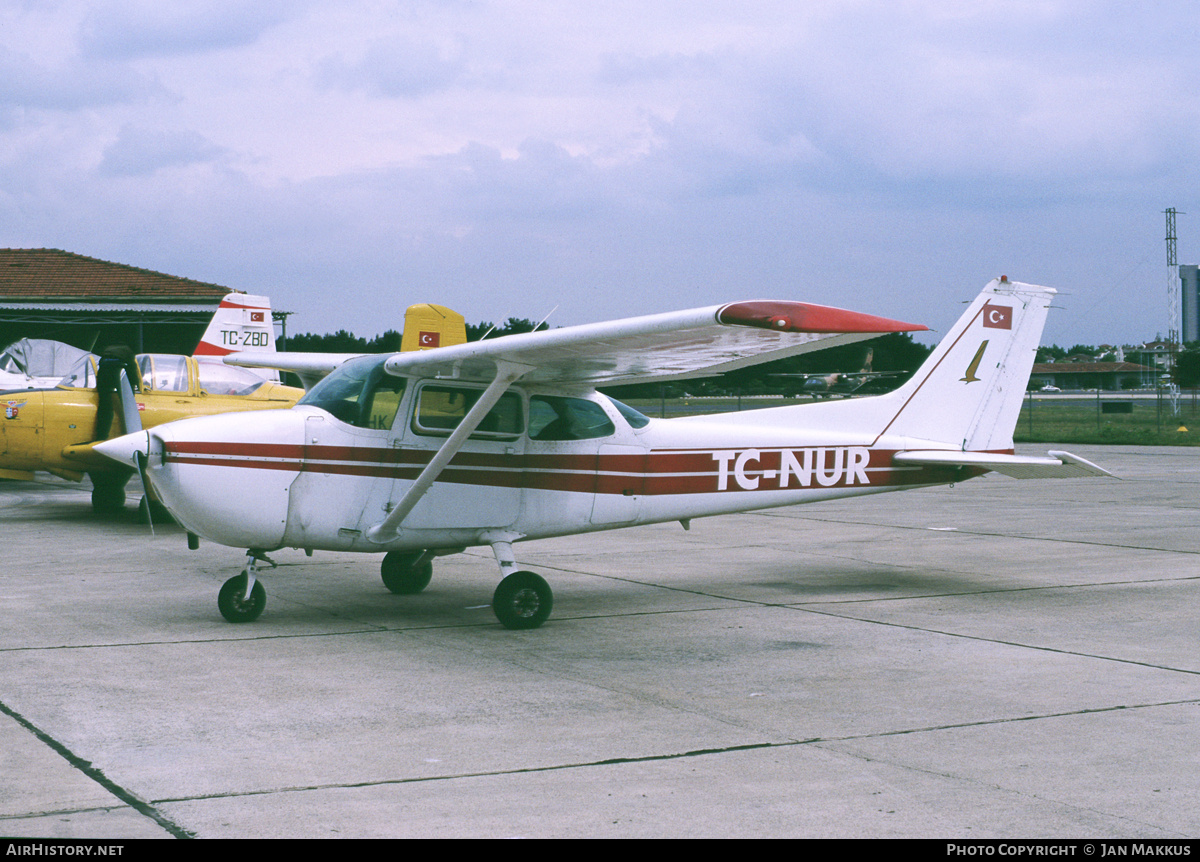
[479, 305, 558, 341]
[531, 305, 558, 333]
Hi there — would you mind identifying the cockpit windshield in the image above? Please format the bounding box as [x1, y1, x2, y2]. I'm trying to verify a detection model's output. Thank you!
[606, 396, 651, 429]
[138, 354, 189, 393]
[298, 355, 406, 430]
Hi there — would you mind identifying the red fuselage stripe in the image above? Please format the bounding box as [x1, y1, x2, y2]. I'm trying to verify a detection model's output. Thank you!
[162, 441, 967, 495]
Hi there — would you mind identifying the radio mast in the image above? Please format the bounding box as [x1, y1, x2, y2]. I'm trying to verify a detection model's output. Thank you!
[1164, 208, 1182, 414]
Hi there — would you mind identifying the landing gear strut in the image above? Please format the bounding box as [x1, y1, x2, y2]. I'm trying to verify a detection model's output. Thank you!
[217, 551, 274, 623]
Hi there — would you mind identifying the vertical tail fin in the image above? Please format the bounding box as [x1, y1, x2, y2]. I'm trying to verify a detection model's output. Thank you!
[400, 304, 468, 352]
[875, 277, 1053, 451]
[194, 293, 278, 358]
[194, 293, 279, 381]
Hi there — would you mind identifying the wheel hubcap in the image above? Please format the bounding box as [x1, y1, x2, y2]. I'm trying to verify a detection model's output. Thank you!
[511, 588, 541, 618]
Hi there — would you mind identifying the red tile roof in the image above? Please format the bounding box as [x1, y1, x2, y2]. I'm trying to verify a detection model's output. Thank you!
[0, 249, 231, 301]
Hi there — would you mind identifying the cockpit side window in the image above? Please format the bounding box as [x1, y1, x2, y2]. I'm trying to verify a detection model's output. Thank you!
[529, 395, 616, 441]
[57, 355, 98, 389]
[413, 384, 523, 439]
[359, 372, 406, 431]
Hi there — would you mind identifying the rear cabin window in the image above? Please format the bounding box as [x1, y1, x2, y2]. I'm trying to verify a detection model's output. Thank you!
[528, 395, 615, 441]
[298, 356, 407, 430]
[196, 362, 267, 397]
[413, 385, 523, 439]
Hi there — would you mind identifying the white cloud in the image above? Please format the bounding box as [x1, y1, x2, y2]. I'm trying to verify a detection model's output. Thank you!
[78, 0, 301, 60]
[98, 124, 226, 176]
[0, 44, 158, 119]
[316, 34, 467, 99]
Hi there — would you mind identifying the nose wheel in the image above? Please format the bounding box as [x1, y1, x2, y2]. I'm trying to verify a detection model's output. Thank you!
[217, 552, 274, 623]
[218, 573, 266, 623]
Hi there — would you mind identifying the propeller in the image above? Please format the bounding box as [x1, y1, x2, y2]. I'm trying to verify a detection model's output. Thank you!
[116, 369, 142, 434]
[92, 429, 155, 534]
[134, 448, 154, 536]
[111, 370, 163, 531]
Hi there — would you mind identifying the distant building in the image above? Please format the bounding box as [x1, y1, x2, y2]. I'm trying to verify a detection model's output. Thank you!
[1182, 264, 1200, 344]
[0, 249, 233, 354]
[1031, 361, 1158, 391]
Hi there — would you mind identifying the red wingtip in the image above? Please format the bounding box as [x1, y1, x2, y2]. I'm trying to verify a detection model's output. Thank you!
[717, 300, 929, 334]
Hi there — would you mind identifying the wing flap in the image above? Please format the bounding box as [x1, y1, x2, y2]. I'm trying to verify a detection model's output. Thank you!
[894, 449, 1113, 479]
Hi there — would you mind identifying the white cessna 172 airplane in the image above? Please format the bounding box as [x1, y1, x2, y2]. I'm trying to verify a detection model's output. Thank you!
[95, 277, 1109, 630]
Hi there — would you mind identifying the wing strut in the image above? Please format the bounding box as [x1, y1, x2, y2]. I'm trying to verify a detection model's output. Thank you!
[365, 360, 533, 544]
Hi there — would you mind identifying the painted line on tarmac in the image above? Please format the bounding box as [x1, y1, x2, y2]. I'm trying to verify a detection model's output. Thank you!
[146, 697, 1200, 806]
[0, 698, 195, 839]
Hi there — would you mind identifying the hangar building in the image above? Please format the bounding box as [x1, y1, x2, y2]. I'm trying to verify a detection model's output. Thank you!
[0, 248, 233, 355]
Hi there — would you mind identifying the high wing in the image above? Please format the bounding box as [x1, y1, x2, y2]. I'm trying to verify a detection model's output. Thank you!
[379, 300, 927, 386]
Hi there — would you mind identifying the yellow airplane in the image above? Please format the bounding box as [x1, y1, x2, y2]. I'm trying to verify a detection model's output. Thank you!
[0, 298, 466, 513]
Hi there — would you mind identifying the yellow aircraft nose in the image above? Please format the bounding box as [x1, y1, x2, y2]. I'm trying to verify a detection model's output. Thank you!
[92, 431, 150, 468]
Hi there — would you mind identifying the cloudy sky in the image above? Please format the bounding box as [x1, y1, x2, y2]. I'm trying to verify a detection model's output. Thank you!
[3, 1, 1199, 348]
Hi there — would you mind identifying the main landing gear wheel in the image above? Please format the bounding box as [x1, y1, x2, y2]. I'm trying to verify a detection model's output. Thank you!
[218, 572, 266, 623]
[492, 571, 553, 630]
[381, 551, 434, 595]
[89, 477, 127, 515]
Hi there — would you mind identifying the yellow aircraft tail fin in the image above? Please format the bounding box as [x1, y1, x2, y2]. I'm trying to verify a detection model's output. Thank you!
[401, 304, 468, 352]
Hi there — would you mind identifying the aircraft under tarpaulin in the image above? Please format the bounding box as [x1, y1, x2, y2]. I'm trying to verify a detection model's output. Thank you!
[0, 338, 95, 390]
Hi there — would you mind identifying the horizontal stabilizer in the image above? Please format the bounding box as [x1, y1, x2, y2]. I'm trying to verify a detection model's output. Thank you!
[893, 449, 1113, 479]
[226, 352, 365, 390]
